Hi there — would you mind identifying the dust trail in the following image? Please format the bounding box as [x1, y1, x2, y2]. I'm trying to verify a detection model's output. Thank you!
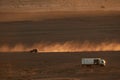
[0, 41, 120, 52]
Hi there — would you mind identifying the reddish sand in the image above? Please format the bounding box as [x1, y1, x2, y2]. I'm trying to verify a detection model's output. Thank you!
[0, 51, 120, 80]
[0, 11, 120, 80]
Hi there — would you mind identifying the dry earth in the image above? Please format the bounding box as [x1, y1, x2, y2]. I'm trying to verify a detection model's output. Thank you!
[0, 11, 120, 80]
[0, 51, 120, 80]
[0, 11, 120, 46]
[0, 0, 120, 11]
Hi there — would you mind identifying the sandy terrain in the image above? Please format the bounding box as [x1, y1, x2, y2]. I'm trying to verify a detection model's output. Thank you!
[0, 11, 120, 80]
[0, 0, 120, 11]
[0, 51, 120, 80]
[0, 11, 120, 51]
[0, 11, 120, 44]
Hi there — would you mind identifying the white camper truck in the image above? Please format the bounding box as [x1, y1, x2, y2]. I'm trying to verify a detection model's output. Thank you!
[81, 58, 106, 67]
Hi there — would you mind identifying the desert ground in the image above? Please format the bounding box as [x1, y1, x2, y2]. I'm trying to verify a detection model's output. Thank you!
[0, 11, 120, 45]
[0, 11, 120, 80]
[0, 51, 120, 80]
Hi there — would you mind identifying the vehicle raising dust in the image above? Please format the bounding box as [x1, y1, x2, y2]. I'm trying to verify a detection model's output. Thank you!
[30, 48, 39, 53]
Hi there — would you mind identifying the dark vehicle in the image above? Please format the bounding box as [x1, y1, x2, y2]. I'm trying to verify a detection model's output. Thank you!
[30, 49, 39, 53]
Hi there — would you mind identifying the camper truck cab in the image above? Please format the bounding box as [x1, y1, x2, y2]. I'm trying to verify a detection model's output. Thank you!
[82, 58, 106, 67]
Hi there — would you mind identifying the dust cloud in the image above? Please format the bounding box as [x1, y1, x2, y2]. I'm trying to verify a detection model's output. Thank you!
[0, 41, 120, 52]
